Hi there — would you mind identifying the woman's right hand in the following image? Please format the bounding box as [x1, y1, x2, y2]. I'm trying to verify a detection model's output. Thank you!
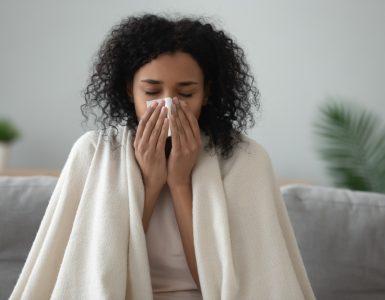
[133, 100, 169, 194]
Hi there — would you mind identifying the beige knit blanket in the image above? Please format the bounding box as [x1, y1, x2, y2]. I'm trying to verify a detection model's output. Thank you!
[9, 125, 315, 300]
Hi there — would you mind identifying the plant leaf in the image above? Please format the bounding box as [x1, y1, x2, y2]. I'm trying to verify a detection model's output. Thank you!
[313, 99, 385, 193]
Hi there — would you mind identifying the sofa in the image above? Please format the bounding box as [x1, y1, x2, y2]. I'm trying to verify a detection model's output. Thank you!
[0, 176, 384, 300]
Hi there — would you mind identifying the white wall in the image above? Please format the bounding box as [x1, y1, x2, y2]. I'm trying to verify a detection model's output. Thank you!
[1, 0, 384, 185]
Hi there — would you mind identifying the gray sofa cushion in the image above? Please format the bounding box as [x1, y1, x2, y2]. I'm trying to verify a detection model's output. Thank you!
[281, 184, 385, 300]
[0, 176, 58, 300]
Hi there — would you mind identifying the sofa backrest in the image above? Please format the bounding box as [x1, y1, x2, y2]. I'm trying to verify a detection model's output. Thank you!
[0, 176, 58, 261]
[281, 184, 385, 300]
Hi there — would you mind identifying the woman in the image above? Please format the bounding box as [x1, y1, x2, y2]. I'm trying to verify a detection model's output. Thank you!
[10, 14, 315, 300]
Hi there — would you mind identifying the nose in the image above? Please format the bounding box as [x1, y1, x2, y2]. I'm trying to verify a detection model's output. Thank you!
[159, 87, 178, 100]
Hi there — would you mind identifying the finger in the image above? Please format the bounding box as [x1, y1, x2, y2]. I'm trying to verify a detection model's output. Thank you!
[156, 113, 169, 152]
[176, 99, 195, 145]
[135, 101, 158, 146]
[149, 104, 167, 149]
[142, 100, 164, 144]
[174, 99, 189, 150]
[170, 103, 181, 152]
[179, 99, 201, 142]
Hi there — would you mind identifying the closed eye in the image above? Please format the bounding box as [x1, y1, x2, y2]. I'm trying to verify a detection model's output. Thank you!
[179, 93, 192, 97]
[145, 91, 192, 97]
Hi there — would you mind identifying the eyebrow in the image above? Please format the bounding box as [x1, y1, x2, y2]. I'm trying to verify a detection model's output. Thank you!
[140, 79, 198, 86]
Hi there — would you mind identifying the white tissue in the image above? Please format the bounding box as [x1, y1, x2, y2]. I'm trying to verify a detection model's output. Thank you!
[146, 97, 173, 137]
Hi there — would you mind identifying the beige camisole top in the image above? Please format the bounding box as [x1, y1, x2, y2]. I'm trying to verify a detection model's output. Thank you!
[145, 184, 203, 300]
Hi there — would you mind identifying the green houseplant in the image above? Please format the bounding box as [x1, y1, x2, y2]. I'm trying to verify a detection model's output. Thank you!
[0, 119, 20, 170]
[0, 119, 20, 142]
[314, 100, 385, 194]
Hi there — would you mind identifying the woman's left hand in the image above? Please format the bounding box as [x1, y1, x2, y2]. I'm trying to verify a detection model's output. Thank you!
[167, 97, 202, 188]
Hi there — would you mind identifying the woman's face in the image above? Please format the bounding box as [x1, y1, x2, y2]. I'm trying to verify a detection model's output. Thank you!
[129, 51, 208, 121]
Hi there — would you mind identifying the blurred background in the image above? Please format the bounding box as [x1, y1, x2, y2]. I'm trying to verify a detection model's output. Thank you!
[1, 0, 384, 185]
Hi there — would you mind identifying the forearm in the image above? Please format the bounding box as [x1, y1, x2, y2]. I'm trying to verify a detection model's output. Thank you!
[169, 184, 201, 291]
[142, 186, 161, 233]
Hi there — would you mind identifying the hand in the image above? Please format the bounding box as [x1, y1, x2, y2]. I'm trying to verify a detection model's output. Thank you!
[167, 97, 202, 188]
[133, 100, 169, 193]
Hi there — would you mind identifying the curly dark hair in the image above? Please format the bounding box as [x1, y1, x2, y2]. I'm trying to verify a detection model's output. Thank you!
[81, 13, 260, 160]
